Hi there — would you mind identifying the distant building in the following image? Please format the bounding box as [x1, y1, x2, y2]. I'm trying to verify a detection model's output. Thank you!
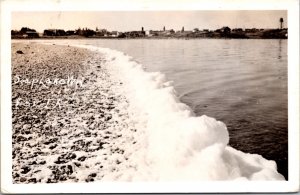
[66, 30, 75, 36]
[43, 29, 66, 36]
[193, 28, 199, 33]
[232, 28, 243, 32]
[110, 31, 119, 37]
[145, 30, 150, 36]
[56, 29, 66, 36]
[244, 28, 259, 33]
[149, 30, 163, 36]
[18, 27, 39, 38]
[95, 29, 107, 36]
[25, 30, 39, 38]
[175, 30, 193, 37]
[123, 30, 145, 38]
[163, 29, 175, 35]
[43, 29, 56, 36]
[148, 29, 174, 36]
[217, 26, 231, 34]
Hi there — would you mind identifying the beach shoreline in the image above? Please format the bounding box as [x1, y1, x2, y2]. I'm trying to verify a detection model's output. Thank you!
[11, 41, 285, 183]
[12, 43, 138, 183]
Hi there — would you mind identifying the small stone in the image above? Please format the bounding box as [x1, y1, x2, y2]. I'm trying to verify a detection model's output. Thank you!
[89, 173, 97, 177]
[67, 165, 73, 174]
[85, 178, 94, 182]
[44, 138, 58, 145]
[84, 131, 91, 137]
[16, 50, 24, 54]
[24, 130, 30, 135]
[28, 178, 37, 183]
[54, 153, 76, 164]
[105, 116, 112, 121]
[54, 158, 67, 164]
[74, 162, 81, 167]
[28, 161, 37, 165]
[21, 166, 31, 174]
[89, 123, 95, 129]
[39, 161, 46, 165]
[78, 156, 86, 162]
[49, 144, 57, 150]
[23, 124, 31, 130]
[16, 136, 27, 142]
[20, 177, 27, 182]
[116, 160, 121, 164]
[70, 153, 77, 159]
[59, 176, 67, 181]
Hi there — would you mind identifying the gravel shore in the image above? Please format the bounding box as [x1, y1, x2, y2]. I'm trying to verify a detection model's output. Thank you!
[12, 43, 138, 183]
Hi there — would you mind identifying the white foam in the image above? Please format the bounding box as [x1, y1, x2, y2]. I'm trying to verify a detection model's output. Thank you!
[74, 44, 285, 181]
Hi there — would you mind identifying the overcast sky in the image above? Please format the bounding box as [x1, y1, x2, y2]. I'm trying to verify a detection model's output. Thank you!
[12, 10, 287, 32]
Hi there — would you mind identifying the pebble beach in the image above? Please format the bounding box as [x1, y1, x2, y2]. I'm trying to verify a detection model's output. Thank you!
[12, 43, 138, 183]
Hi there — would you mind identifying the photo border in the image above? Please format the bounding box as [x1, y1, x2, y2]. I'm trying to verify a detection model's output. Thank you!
[1, 0, 299, 193]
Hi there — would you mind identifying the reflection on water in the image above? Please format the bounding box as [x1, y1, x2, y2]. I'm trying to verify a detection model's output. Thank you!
[278, 39, 282, 59]
[42, 38, 288, 179]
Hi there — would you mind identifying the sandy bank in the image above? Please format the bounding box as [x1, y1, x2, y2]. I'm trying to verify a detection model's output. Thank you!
[12, 43, 137, 183]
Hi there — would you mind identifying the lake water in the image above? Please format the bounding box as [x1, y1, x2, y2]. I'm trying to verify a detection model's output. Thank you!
[42, 38, 288, 179]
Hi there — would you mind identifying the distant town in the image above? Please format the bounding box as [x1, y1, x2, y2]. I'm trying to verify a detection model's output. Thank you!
[11, 18, 288, 39]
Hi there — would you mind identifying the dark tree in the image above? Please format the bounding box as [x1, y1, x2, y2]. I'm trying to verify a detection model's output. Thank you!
[20, 27, 36, 34]
[56, 29, 66, 36]
[75, 28, 83, 35]
[11, 30, 19, 36]
[43, 29, 56, 36]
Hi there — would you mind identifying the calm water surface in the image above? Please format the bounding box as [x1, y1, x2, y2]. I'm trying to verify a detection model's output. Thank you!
[47, 39, 288, 179]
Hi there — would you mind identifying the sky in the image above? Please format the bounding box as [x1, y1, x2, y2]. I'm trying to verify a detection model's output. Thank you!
[12, 11, 287, 33]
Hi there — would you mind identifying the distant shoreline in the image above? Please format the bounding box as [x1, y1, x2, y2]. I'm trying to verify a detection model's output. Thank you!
[12, 27, 288, 40]
[11, 36, 287, 40]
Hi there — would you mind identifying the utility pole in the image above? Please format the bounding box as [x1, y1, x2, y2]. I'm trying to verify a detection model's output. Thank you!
[279, 18, 284, 29]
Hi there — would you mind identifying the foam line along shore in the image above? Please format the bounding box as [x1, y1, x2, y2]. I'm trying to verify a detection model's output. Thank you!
[73, 44, 286, 181]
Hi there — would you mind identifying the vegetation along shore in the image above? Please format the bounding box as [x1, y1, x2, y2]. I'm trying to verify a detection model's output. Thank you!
[12, 26, 287, 39]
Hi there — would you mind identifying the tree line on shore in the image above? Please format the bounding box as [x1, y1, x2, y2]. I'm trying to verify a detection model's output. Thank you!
[11, 26, 288, 39]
